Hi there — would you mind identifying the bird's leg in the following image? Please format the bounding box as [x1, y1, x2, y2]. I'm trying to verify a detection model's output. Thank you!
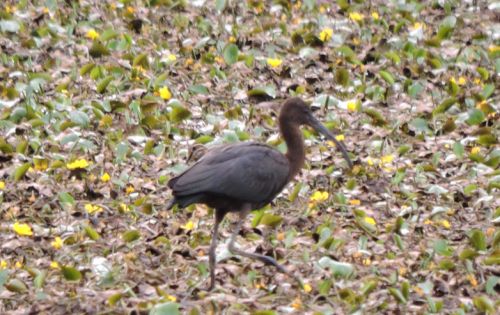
[228, 206, 302, 287]
[207, 209, 225, 291]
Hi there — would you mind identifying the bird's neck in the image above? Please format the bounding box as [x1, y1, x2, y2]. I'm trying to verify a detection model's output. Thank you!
[280, 119, 305, 180]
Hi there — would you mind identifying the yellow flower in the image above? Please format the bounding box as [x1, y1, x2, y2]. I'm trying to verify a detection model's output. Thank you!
[364, 216, 376, 226]
[366, 157, 374, 166]
[50, 261, 60, 269]
[266, 58, 282, 68]
[319, 27, 333, 42]
[349, 199, 361, 206]
[6, 5, 16, 13]
[450, 77, 457, 84]
[470, 147, 480, 154]
[291, 297, 302, 309]
[101, 172, 111, 182]
[347, 101, 357, 112]
[310, 191, 329, 202]
[86, 29, 100, 40]
[381, 154, 394, 164]
[335, 134, 345, 141]
[0, 260, 7, 269]
[473, 78, 481, 85]
[119, 203, 131, 212]
[159, 86, 172, 100]
[42, 7, 49, 14]
[411, 22, 424, 30]
[488, 45, 500, 53]
[0, 181, 5, 190]
[166, 295, 177, 302]
[457, 76, 466, 85]
[466, 274, 478, 287]
[14, 261, 23, 268]
[181, 220, 195, 231]
[349, 12, 364, 22]
[85, 203, 103, 214]
[13, 222, 33, 236]
[363, 258, 372, 265]
[167, 54, 177, 62]
[440, 219, 451, 229]
[66, 159, 89, 170]
[125, 185, 135, 194]
[126, 6, 135, 14]
[371, 12, 380, 20]
[229, 36, 236, 43]
[303, 283, 312, 293]
[51, 237, 64, 249]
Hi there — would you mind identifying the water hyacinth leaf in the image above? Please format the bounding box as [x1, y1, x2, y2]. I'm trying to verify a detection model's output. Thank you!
[61, 266, 82, 281]
[122, 230, 141, 242]
[223, 43, 239, 65]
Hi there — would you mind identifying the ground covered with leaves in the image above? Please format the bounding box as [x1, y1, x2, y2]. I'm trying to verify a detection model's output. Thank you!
[0, 0, 499, 314]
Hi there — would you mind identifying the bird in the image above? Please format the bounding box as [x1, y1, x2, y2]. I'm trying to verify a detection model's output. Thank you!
[166, 97, 352, 290]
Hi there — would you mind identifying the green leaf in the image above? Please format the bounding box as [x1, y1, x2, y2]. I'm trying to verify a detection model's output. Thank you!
[247, 86, 276, 98]
[12, 162, 31, 181]
[379, 70, 395, 85]
[215, 0, 227, 12]
[70, 110, 90, 128]
[481, 84, 494, 100]
[335, 68, 350, 86]
[469, 229, 487, 251]
[122, 230, 140, 242]
[189, 84, 209, 95]
[89, 41, 110, 58]
[433, 239, 453, 256]
[388, 287, 407, 304]
[61, 266, 82, 281]
[0, 19, 21, 33]
[432, 98, 456, 116]
[169, 104, 192, 123]
[84, 225, 101, 240]
[453, 142, 464, 159]
[133, 53, 149, 68]
[318, 257, 354, 278]
[259, 214, 282, 227]
[223, 44, 239, 66]
[34, 270, 47, 289]
[466, 109, 485, 125]
[5, 279, 28, 293]
[363, 108, 387, 126]
[149, 302, 180, 315]
[97, 75, 114, 94]
[473, 295, 495, 314]
[410, 117, 430, 133]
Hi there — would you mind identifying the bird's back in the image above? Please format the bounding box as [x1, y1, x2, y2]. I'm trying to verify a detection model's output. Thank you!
[168, 142, 290, 211]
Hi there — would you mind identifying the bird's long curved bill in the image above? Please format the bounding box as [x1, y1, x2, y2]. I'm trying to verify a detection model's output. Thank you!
[309, 116, 353, 169]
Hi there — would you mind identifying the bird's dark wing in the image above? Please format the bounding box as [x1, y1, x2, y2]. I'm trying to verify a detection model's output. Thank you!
[168, 142, 290, 204]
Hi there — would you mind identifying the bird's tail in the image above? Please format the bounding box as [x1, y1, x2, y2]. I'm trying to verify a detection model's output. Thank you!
[166, 197, 177, 210]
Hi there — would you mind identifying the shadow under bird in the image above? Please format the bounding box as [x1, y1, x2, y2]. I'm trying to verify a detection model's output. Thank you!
[166, 97, 352, 290]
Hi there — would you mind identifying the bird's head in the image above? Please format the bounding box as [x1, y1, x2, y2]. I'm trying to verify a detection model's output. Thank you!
[280, 97, 353, 168]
